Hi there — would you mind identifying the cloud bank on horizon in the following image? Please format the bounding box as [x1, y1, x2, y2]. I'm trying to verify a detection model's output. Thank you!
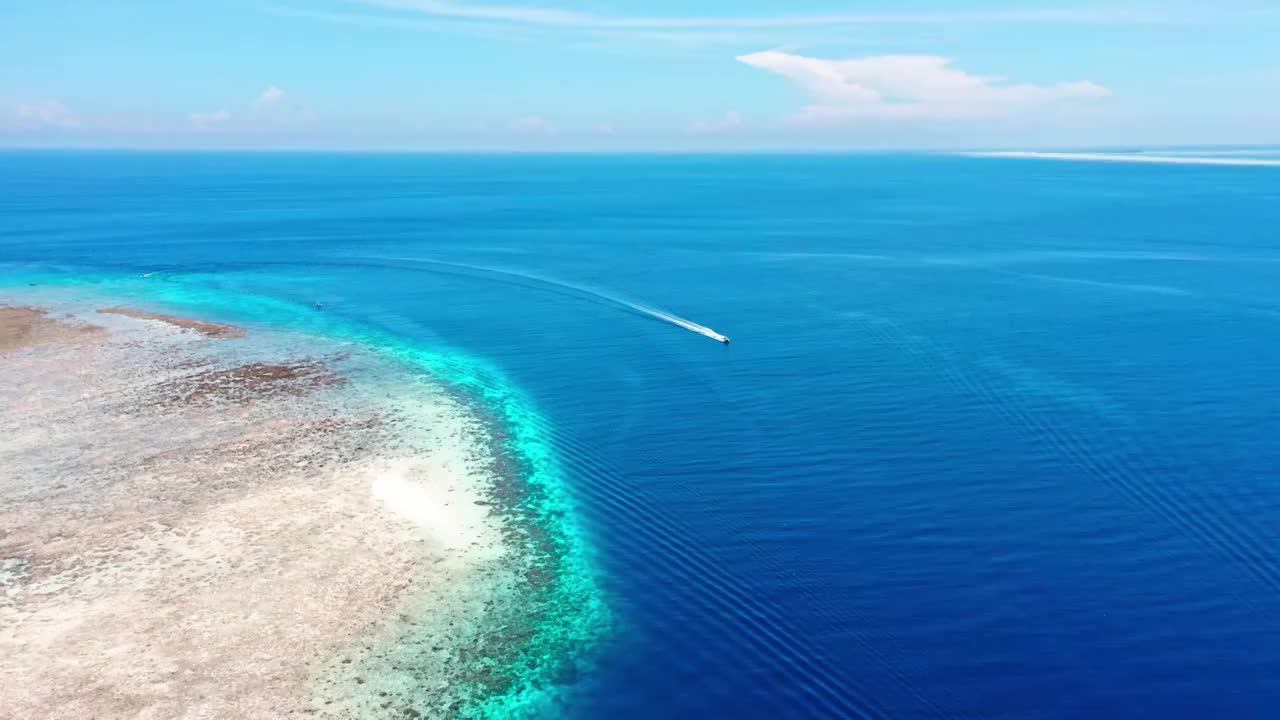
[1, 0, 1276, 149]
[737, 52, 1109, 124]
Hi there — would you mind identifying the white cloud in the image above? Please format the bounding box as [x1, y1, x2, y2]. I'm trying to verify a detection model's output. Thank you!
[253, 85, 286, 110]
[185, 86, 303, 132]
[15, 100, 79, 128]
[356, 1, 1241, 29]
[190, 110, 232, 128]
[510, 115, 554, 133]
[737, 51, 1109, 124]
[691, 111, 745, 132]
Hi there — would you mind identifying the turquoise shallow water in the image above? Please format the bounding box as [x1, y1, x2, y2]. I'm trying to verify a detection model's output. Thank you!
[4, 151, 1280, 719]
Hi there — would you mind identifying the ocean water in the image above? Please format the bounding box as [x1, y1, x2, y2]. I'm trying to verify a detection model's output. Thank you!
[3, 150, 1280, 719]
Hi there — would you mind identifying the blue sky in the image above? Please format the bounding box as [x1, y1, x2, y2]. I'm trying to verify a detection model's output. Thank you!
[2, 0, 1278, 149]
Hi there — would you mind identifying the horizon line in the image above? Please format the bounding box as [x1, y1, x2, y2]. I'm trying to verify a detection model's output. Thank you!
[3, 143, 1280, 155]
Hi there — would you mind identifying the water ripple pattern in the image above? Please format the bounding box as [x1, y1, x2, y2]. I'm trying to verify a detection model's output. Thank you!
[3, 151, 1280, 720]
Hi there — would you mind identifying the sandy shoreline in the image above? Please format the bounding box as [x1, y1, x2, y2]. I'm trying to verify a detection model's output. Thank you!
[0, 298, 574, 718]
[964, 150, 1280, 167]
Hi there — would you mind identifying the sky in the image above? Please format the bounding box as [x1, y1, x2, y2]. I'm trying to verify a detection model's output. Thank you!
[2, 0, 1279, 150]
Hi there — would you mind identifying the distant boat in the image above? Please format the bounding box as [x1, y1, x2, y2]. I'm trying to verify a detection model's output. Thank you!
[722, 336, 731, 345]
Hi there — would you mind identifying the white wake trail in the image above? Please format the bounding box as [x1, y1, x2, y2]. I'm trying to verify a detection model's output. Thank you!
[353, 255, 732, 344]
[634, 305, 729, 343]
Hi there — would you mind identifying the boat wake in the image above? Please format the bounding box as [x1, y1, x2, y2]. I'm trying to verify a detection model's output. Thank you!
[347, 255, 731, 345]
[632, 305, 728, 343]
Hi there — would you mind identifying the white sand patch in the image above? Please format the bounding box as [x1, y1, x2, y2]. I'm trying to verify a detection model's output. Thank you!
[371, 458, 502, 558]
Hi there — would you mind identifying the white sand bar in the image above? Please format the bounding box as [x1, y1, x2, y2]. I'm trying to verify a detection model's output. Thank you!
[965, 151, 1280, 167]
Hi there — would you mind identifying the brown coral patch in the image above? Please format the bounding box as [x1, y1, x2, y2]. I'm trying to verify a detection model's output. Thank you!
[97, 306, 246, 338]
[159, 360, 347, 405]
[0, 306, 104, 355]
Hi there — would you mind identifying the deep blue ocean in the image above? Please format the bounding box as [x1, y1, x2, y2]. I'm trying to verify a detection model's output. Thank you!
[3, 151, 1280, 719]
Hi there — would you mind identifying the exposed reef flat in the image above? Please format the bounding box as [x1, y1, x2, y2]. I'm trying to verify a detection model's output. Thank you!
[0, 295, 601, 719]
